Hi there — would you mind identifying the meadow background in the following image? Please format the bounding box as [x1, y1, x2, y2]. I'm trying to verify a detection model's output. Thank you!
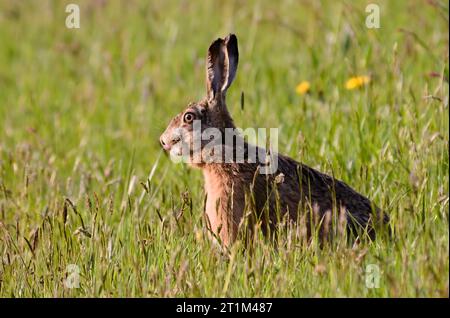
[0, 0, 448, 297]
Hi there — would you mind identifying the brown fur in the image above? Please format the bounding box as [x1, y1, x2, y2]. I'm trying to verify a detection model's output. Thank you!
[160, 34, 389, 248]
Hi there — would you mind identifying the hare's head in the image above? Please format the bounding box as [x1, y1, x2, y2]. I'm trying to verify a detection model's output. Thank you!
[160, 34, 239, 165]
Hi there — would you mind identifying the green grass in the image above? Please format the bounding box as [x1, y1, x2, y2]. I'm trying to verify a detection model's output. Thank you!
[0, 0, 448, 297]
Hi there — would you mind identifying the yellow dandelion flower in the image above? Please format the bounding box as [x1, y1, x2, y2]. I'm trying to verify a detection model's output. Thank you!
[345, 75, 370, 90]
[295, 81, 311, 95]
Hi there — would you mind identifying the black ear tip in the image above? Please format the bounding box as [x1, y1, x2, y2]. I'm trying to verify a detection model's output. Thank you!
[208, 38, 223, 51]
[209, 34, 238, 51]
[225, 34, 238, 58]
[226, 34, 238, 43]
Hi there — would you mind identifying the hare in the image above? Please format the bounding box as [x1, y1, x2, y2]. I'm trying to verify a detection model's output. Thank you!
[160, 34, 389, 248]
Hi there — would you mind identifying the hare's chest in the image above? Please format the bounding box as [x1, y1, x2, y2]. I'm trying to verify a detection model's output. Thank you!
[203, 168, 246, 246]
[203, 172, 226, 231]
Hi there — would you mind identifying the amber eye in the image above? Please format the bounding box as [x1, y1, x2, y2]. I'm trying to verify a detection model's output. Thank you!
[183, 112, 195, 123]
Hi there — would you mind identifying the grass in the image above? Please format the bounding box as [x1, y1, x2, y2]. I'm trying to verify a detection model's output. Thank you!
[0, 0, 448, 297]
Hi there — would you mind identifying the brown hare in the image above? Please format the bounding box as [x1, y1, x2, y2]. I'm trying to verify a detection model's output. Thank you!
[160, 34, 389, 248]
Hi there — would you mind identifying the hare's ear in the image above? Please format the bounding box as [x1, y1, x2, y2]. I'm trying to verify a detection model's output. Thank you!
[206, 34, 239, 101]
[222, 34, 239, 92]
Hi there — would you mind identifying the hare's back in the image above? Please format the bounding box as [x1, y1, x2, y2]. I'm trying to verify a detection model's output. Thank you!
[276, 154, 388, 230]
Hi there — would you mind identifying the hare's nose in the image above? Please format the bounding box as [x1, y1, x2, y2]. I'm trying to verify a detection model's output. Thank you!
[160, 137, 170, 151]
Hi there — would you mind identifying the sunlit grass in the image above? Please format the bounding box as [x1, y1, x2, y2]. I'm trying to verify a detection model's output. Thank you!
[0, 0, 448, 297]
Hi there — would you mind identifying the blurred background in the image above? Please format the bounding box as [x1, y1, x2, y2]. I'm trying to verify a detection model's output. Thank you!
[0, 0, 448, 297]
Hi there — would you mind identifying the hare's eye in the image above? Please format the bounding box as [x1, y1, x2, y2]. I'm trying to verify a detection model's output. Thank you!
[183, 112, 195, 124]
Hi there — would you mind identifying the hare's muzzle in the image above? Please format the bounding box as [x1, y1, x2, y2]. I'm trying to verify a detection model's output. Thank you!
[160, 134, 181, 151]
[160, 136, 171, 151]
